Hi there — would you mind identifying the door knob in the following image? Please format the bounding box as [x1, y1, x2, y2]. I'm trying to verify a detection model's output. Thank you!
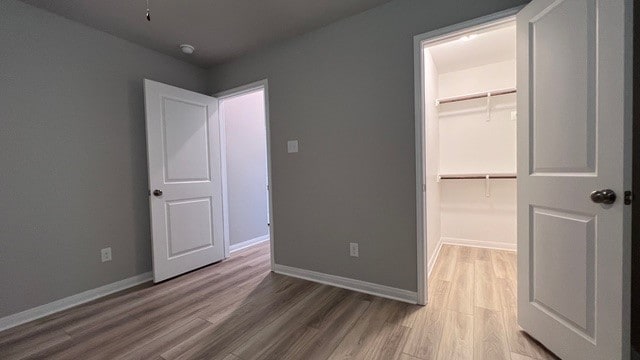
[590, 189, 616, 204]
[153, 189, 163, 197]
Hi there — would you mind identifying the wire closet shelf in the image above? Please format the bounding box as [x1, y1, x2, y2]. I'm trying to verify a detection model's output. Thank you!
[437, 173, 517, 181]
[435, 87, 516, 106]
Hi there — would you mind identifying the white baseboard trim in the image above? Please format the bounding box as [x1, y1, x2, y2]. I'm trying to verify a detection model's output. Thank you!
[229, 235, 270, 253]
[0, 271, 152, 332]
[273, 264, 417, 304]
[427, 238, 444, 278]
[441, 237, 516, 251]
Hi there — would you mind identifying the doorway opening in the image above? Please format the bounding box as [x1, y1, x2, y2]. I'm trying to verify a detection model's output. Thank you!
[416, 13, 518, 304]
[217, 81, 273, 263]
[413, 12, 560, 359]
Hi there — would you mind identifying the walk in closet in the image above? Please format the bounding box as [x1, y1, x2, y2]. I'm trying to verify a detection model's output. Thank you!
[423, 22, 517, 271]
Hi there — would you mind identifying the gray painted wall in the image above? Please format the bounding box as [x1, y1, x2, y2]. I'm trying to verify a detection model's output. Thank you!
[222, 90, 270, 246]
[0, 0, 208, 317]
[209, 0, 527, 291]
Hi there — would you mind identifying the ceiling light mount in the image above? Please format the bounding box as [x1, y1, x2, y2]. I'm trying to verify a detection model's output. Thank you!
[180, 44, 195, 55]
[459, 34, 478, 42]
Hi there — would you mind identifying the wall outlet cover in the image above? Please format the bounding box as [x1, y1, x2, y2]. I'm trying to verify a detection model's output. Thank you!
[101, 247, 112, 262]
[349, 242, 359, 257]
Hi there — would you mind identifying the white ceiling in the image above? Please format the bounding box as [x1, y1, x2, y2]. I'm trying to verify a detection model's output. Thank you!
[19, 0, 393, 68]
[427, 24, 516, 74]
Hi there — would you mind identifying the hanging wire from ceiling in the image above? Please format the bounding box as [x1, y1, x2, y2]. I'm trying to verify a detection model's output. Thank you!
[146, 0, 151, 21]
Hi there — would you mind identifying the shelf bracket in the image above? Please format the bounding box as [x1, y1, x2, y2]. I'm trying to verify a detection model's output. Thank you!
[486, 92, 492, 122]
[485, 175, 491, 197]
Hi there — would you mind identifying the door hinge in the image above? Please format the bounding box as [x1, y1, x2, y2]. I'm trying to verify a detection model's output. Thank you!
[624, 191, 633, 205]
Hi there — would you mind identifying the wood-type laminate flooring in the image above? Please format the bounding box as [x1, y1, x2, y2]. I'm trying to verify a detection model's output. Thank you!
[0, 242, 559, 359]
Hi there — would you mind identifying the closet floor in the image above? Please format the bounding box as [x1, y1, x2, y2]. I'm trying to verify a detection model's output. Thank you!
[0, 243, 558, 360]
[423, 244, 558, 360]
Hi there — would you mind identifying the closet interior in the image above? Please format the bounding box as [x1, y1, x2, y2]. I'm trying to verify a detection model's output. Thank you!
[423, 21, 517, 272]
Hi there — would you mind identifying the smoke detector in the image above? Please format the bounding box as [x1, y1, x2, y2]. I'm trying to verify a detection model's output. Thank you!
[180, 44, 195, 55]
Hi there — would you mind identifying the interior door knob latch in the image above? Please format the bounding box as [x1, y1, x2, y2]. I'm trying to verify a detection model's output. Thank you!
[590, 189, 616, 204]
[624, 191, 633, 205]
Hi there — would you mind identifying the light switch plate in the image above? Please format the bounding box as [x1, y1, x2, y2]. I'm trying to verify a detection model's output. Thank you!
[510, 111, 517, 121]
[287, 140, 299, 153]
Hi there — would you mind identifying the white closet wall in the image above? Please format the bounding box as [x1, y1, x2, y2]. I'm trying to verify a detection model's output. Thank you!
[438, 59, 517, 249]
[423, 48, 441, 272]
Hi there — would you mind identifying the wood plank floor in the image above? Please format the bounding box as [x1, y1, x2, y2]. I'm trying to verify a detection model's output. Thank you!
[0, 243, 559, 359]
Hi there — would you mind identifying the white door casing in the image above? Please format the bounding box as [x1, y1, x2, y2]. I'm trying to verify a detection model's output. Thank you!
[144, 79, 225, 282]
[517, 0, 631, 359]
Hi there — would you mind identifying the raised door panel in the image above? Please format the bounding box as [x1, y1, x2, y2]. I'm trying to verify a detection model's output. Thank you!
[162, 97, 211, 183]
[531, 206, 595, 339]
[166, 198, 215, 258]
[530, 0, 596, 174]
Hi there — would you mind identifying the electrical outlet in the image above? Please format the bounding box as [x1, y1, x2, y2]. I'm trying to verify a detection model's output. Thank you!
[349, 242, 359, 257]
[101, 247, 112, 262]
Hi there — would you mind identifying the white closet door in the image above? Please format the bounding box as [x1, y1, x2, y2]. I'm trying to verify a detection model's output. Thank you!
[516, 0, 631, 359]
[144, 79, 225, 282]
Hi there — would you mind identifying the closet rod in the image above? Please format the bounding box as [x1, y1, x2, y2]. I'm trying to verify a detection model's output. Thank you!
[436, 88, 516, 106]
[439, 175, 517, 180]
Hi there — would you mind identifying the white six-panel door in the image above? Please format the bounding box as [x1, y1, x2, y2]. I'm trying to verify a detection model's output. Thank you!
[516, 0, 631, 359]
[144, 79, 225, 282]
